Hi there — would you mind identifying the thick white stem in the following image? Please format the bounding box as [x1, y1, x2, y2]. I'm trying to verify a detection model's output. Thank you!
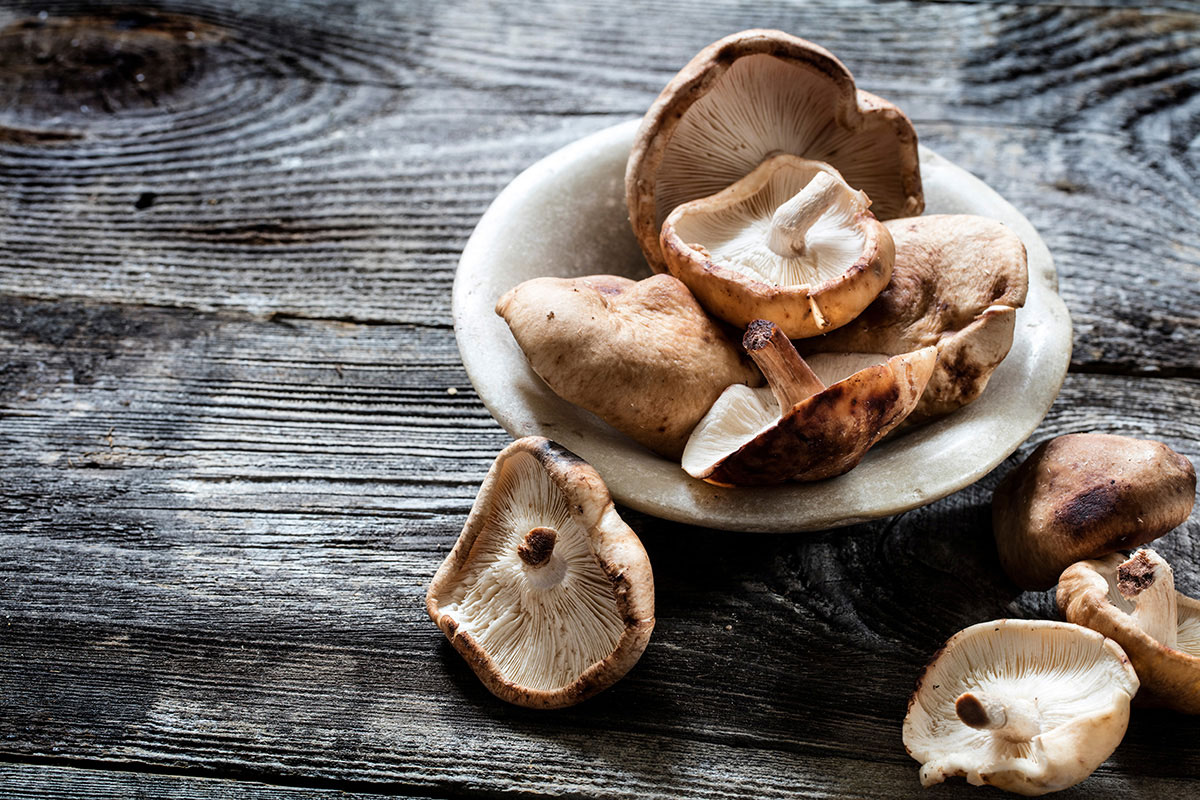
[766, 171, 846, 259]
[955, 692, 1042, 743]
[1119, 549, 1178, 649]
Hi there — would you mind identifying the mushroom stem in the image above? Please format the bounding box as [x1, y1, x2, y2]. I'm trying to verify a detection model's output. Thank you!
[518, 526, 558, 568]
[1118, 549, 1178, 649]
[955, 692, 1042, 743]
[742, 319, 825, 410]
[766, 171, 846, 259]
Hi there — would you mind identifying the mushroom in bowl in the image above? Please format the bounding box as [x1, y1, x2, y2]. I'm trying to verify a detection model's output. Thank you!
[659, 154, 894, 338]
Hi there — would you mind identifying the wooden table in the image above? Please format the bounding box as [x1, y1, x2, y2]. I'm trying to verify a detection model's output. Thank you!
[2, 1, 1198, 796]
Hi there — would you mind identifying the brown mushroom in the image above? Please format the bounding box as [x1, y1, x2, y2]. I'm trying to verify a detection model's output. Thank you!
[1059, 549, 1200, 713]
[426, 436, 655, 709]
[798, 214, 1028, 422]
[682, 319, 935, 485]
[659, 154, 894, 338]
[495, 273, 761, 459]
[626, 29, 922, 274]
[993, 433, 1196, 590]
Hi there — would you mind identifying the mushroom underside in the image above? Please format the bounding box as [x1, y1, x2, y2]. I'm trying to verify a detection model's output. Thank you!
[434, 451, 627, 692]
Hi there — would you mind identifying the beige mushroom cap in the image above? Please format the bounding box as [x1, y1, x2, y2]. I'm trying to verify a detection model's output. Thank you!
[903, 619, 1139, 796]
[626, 29, 922, 274]
[993, 433, 1196, 590]
[426, 436, 655, 709]
[495, 273, 761, 459]
[1059, 549, 1200, 713]
[660, 155, 894, 339]
[682, 320, 935, 485]
[798, 214, 1028, 422]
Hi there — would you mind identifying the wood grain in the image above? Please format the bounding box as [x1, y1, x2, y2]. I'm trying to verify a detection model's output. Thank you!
[1, 0, 1198, 797]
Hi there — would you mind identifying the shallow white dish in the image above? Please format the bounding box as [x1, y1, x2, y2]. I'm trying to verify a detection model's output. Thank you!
[453, 119, 1071, 532]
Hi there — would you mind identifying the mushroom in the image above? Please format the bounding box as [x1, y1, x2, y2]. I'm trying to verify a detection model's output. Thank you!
[659, 154, 894, 338]
[495, 273, 762, 459]
[426, 436, 655, 709]
[626, 29, 922, 274]
[903, 619, 1139, 795]
[797, 214, 1028, 422]
[992, 433, 1196, 590]
[1059, 549, 1200, 713]
[682, 319, 935, 485]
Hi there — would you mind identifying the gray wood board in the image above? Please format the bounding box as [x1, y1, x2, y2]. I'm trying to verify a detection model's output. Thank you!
[2, 298, 1199, 797]
[1, 0, 1199, 797]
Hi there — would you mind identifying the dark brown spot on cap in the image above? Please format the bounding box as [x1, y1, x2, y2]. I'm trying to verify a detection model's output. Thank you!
[1055, 483, 1122, 538]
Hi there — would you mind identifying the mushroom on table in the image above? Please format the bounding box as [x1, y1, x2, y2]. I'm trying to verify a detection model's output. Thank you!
[1059, 548, 1200, 713]
[659, 154, 894, 338]
[903, 619, 1139, 796]
[426, 437, 655, 709]
[992, 433, 1196, 589]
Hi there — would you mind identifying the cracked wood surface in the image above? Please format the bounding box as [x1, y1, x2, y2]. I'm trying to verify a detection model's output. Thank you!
[1, 0, 1198, 797]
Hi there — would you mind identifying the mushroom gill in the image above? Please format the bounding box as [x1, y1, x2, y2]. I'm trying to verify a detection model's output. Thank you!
[437, 450, 625, 692]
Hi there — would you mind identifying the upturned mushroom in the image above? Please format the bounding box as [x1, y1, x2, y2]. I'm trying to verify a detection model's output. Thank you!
[903, 619, 1139, 795]
[798, 214, 1028, 422]
[426, 436, 655, 709]
[627, 29, 922, 273]
[992, 433, 1196, 590]
[659, 154, 894, 338]
[682, 319, 935, 485]
[496, 273, 761, 459]
[1059, 549, 1200, 713]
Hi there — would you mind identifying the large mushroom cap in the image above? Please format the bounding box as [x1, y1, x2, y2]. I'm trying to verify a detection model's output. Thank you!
[426, 437, 655, 709]
[799, 214, 1029, 422]
[993, 433, 1196, 590]
[660, 154, 894, 338]
[1059, 549, 1200, 713]
[495, 273, 761, 459]
[682, 320, 935, 485]
[627, 29, 922, 273]
[903, 619, 1138, 796]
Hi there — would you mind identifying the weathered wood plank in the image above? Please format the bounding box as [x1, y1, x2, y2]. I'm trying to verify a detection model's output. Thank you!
[0, 1, 1196, 373]
[0, 762, 443, 800]
[1, 298, 1197, 797]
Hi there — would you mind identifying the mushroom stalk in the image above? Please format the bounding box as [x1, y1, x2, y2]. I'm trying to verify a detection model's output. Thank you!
[955, 692, 1042, 743]
[742, 319, 825, 410]
[1119, 549, 1178, 649]
[766, 171, 847, 259]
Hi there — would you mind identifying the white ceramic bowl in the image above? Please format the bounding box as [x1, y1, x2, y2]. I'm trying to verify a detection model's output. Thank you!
[453, 120, 1071, 532]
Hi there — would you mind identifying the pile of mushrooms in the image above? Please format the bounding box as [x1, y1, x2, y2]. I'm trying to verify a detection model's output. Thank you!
[493, 28, 1032, 487]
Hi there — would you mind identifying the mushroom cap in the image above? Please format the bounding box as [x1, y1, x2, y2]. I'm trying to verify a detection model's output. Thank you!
[660, 154, 895, 338]
[903, 619, 1139, 796]
[626, 29, 922, 273]
[495, 273, 762, 459]
[798, 214, 1029, 421]
[1059, 553, 1200, 713]
[992, 433, 1197, 590]
[682, 345, 935, 485]
[426, 436, 655, 709]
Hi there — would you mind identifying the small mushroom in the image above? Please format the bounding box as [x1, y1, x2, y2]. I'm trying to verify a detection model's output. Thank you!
[992, 433, 1196, 590]
[659, 154, 894, 338]
[627, 29, 922, 273]
[903, 619, 1139, 796]
[682, 319, 935, 485]
[426, 436, 654, 709]
[496, 273, 761, 459]
[798, 214, 1028, 422]
[1059, 549, 1200, 713]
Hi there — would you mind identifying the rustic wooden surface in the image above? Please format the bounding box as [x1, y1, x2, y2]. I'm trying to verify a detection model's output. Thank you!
[1, 0, 1198, 797]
